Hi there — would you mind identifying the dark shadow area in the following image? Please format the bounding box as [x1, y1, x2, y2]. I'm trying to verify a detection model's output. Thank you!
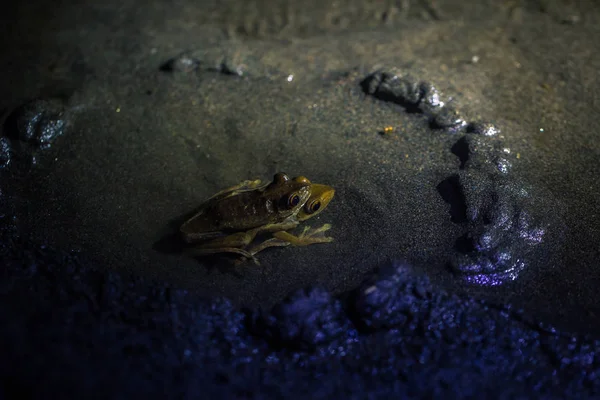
[152, 207, 201, 254]
[153, 206, 279, 279]
[454, 232, 475, 253]
[451, 136, 470, 169]
[437, 174, 468, 224]
[152, 232, 187, 254]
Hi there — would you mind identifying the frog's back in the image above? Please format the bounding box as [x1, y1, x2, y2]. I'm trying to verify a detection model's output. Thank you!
[206, 191, 280, 230]
[180, 190, 281, 242]
[180, 173, 312, 243]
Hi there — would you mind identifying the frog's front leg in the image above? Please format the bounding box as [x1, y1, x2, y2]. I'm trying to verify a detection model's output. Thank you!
[186, 221, 299, 265]
[244, 224, 334, 258]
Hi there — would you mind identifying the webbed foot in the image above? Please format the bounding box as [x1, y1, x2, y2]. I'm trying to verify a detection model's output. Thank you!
[237, 224, 334, 263]
[272, 223, 334, 246]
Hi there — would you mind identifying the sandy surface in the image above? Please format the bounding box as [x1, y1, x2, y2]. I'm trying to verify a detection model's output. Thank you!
[1, 0, 600, 334]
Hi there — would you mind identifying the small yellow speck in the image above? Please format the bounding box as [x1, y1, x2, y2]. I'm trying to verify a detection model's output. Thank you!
[405, 154, 409, 158]
[116, 107, 121, 113]
[517, 153, 520, 159]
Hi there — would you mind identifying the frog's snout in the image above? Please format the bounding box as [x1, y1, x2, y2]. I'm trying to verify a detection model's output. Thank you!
[297, 184, 335, 221]
[321, 187, 335, 204]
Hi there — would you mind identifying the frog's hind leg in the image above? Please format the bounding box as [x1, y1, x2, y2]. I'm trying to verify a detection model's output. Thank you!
[187, 246, 260, 265]
[243, 224, 334, 259]
[185, 230, 261, 264]
[232, 237, 291, 266]
[187, 221, 300, 265]
[244, 237, 292, 257]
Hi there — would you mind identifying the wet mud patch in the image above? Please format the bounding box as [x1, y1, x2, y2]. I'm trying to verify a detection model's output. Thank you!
[0, 61, 460, 309]
[440, 169, 564, 286]
[0, 10, 596, 337]
[0, 58, 564, 316]
[362, 67, 565, 288]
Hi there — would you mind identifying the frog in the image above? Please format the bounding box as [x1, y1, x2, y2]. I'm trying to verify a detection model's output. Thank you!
[242, 183, 335, 259]
[180, 172, 335, 264]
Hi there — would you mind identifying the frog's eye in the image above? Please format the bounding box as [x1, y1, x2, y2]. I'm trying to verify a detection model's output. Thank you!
[305, 200, 321, 214]
[287, 193, 301, 208]
[310, 201, 321, 213]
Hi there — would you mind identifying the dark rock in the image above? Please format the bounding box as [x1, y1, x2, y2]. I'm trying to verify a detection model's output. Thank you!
[440, 122, 561, 286]
[381, 73, 422, 105]
[159, 52, 201, 72]
[361, 69, 426, 112]
[209, 57, 250, 76]
[466, 121, 500, 136]
[451, 135, 512, 174]
[352, 263, 433, 330]
[362, 70, 456, 125]
[443, 170, 550, 285]
[0, 138, 11, 168]
[418, 81, 445, 114]
[3, 98, 66, 146]
[254, 287, 350, 349]
[361, 69, 383, 95]
[430, 105, 467, 131]
[160, 50, 253, 77]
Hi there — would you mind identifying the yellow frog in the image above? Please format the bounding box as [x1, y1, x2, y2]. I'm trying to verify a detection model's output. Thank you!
[180, 172, 334, 264]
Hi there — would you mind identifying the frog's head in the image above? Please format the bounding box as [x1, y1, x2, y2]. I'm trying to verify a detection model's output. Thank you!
[297, 183, 335, 221]
[264, 173, 313, 217]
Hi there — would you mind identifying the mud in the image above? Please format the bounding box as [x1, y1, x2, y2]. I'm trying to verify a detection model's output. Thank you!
[1, 0, 600, 396]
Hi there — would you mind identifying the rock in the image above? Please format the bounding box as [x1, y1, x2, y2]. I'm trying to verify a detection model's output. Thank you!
[3, 98, 66, 147]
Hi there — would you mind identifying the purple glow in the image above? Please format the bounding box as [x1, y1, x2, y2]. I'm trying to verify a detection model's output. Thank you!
[520, 227, 545, 244]
[462, 259, 526, 286]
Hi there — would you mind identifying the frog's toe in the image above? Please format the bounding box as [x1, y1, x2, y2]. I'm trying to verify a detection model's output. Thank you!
[309, 235, 334, 244]
[300, 223, 333, 238]
[297, 225, 334, 244]
[313, 223, 332, 234]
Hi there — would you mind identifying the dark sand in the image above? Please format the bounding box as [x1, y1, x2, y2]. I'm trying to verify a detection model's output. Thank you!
[1, 0, 600, 334]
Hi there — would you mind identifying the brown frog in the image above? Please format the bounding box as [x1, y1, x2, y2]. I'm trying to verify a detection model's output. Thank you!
[180, 172, 334, 264]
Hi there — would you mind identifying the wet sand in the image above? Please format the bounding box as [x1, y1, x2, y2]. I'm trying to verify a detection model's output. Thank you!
[1, 0, 600, 335]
